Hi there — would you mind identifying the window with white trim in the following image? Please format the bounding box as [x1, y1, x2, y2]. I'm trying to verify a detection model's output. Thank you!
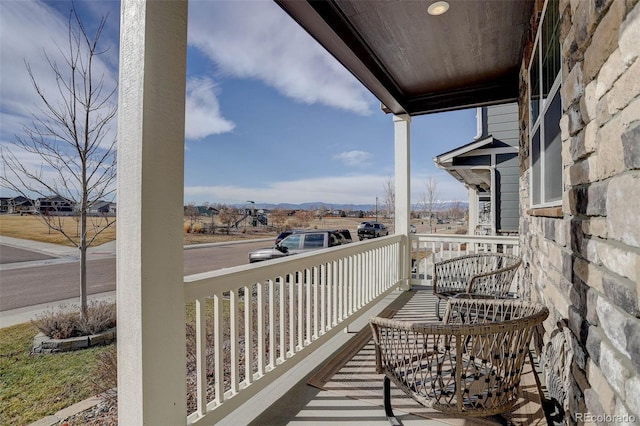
[529, 0, 562, 207]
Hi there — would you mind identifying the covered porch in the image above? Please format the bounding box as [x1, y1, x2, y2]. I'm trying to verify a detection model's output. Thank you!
[116, 1, 533, 424]
[239, 283, 546, 426]
[116, 0, 640, 424]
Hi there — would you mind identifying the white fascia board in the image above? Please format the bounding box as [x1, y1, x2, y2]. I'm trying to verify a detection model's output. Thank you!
[457, 146, 519, 158]
[433, 136, 494, 166]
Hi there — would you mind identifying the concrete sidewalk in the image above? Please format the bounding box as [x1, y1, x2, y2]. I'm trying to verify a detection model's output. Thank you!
[0, 291, 117, 328]
[1, 234, 270, 257]
[0, 235, 117, 258]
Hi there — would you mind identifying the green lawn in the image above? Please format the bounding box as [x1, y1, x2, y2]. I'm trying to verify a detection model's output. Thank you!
[1, 301, 232, 424]
[0, 322, 115, 425]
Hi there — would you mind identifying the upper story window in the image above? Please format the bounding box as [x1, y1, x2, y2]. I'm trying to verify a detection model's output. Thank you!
[529, 0, 562, 207]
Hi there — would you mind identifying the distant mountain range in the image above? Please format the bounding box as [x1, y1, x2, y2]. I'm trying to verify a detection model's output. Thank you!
[239, 201, 468, 212]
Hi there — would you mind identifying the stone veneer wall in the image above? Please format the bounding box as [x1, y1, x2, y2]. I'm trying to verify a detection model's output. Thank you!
[518, 0, 640, 423]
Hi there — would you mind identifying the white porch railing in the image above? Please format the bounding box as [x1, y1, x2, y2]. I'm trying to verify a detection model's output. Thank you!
[410, 233, 520, 286]
[183, 234, 405, 424]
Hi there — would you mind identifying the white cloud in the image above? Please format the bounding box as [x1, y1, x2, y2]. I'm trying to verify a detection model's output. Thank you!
[188, 0, 374, 116]
[0, 1, 118, 148]
[185, 173, 469, 206]
[185, 174, 388, 205]
[0, 1, 118, 201]
[333, 150, 373, 167]
[185, 77, 235, 139]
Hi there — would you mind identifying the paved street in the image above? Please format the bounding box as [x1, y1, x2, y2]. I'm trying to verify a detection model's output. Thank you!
[0, 238, 272, 315]
[0, 245, 56, 264]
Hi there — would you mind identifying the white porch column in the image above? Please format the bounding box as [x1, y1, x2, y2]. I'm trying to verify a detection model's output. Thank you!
[117, 1, 188, 424]
[467, 186, 478, 235]
[393, 114, 411, 290]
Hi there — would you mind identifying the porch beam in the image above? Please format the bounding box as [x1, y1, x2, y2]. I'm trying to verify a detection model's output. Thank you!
[393, 114, 411, 290]
[117, 1, 188, 424]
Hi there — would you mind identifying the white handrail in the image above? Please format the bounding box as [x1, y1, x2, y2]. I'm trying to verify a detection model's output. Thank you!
[410, 233, 520, 287]
[184, 235, 404, 424]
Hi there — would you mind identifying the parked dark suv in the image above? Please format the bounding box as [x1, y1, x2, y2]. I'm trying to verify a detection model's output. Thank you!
[356, 221, 389, 240]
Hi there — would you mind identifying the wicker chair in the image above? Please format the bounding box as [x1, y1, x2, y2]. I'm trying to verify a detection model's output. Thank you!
[370, 298, 548, 424]
[433, 253, 522, 320]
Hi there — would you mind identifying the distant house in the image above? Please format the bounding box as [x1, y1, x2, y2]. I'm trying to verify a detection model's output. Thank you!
[88, 200, 117, 215]
[0, 197, 10, 214]
[188, 205, 212, 216]
[36, 196, 75, 214]
[8, 196, 36, 214]
[329, 210, 347, 217]
[434, 102, 519, 236]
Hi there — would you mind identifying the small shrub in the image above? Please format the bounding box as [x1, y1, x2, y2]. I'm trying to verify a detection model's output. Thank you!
[77, 301, 116, 336]
[192, 222, 203, 233]
[184, 221, 192, 233]
[33, 301, 116, 339]
[33, 305, 78, 339]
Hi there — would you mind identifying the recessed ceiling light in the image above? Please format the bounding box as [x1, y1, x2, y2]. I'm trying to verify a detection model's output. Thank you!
[428, 1, 450, 16]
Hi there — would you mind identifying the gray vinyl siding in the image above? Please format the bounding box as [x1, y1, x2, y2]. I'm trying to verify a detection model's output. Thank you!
[487, 103, 519, 147]
[439, 102, 520, 234]
[495, 153, 519, 231]
[489, 130, 519, 145]
[485, 103, 518, 116]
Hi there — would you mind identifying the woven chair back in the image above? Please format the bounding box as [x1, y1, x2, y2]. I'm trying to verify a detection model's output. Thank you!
[433, 253, 521, 297]
[370, 298, 548, 417]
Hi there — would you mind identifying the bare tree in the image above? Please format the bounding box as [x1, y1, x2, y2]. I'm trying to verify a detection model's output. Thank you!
[448, 200, 466, 221]
[316, 204, 328, 220]
[383, 176, 394, 221]
[294, 209, 313, 228]
[217, 204, 241, 233]
[185, 202, 200, 228]
[421, 177, 439, 232]
[269, 208, 288, 232]
[0, 8, 117, 319]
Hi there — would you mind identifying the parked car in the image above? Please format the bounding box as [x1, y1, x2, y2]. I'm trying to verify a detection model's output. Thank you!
[357, 221, 389, 240]
[249, 229, 348, 263]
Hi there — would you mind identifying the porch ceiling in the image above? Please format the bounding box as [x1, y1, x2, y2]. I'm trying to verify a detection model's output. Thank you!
[276, 0, 534, 115]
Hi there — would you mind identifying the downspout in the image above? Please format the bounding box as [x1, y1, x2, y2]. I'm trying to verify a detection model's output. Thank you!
[474, 107, 484, 140]
[490, 163, 496, 236]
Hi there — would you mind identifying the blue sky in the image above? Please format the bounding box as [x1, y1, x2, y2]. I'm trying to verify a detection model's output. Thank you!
[1, 0, 477, 206]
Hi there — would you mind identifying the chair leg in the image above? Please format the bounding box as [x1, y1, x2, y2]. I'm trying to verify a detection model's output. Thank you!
[435, 298, 442, 321]
[384, 376, 402, 426]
